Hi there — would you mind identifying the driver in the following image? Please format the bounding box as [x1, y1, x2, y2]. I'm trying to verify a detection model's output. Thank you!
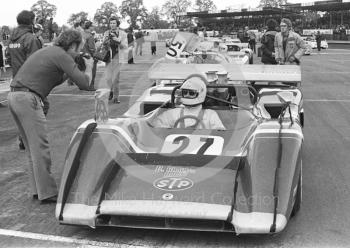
[153, 76, 225, 129]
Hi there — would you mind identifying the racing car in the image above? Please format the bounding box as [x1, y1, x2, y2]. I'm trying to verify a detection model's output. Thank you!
[205, 37, 253, 64]
[56, 63, 303, 234]
[179, 50, 250, 65]
[302, 36, 328, 50]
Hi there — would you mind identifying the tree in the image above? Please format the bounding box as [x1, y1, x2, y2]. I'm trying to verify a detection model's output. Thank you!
[194, 0, 217, 12]
[119, 0, 148, 29]
[94, 2, 119, 30]
[142, 7, 170, 29]
[31, 0, 57, 24]
[258, 0, 287, 8]
[67, 12, 89, 26]
[162, 0, 192, 22]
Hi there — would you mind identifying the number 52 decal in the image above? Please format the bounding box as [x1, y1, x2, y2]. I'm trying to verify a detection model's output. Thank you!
[160, 134, 224, 155]
[165, 34, 187, 59]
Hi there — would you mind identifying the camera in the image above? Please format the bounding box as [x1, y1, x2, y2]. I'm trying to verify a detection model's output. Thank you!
[109, 31, 118, 39]
[74, 52, 90, 71]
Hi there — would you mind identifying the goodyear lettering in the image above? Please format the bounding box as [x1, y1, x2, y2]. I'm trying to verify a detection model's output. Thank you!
[153, 177, 194, 191]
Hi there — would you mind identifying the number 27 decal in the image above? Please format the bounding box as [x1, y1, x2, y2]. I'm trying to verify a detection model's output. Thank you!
[160, 134, 224, 155]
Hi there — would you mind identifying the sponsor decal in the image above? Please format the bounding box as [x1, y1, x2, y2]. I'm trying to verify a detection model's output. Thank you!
[153, 177, 194, 191]
[154, 165, 196, 178]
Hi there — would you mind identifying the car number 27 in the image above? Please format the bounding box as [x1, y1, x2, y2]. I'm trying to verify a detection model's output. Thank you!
[160, 134, 224, 155]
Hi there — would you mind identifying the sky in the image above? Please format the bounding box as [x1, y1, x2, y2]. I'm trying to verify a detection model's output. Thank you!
[0, 0, 311, 27]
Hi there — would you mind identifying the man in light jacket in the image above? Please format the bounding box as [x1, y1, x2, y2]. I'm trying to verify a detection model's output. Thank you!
[274, 18, 306, 65]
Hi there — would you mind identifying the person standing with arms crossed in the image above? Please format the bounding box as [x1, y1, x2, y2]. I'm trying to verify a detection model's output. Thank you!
[274, 18, 307, 65]
[7, 29, 93, 203]
[102, 16, 127, 103]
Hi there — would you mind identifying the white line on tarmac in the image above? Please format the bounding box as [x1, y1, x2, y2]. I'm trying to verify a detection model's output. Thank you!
[304, 99, 350, 102]
[306, 71, 350, 74]
[0, 228, 143, 247]
[314, 53, 350, 55]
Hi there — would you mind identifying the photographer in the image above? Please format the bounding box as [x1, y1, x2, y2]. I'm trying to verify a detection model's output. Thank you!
[7, 29, 93, 203]
[101, 17, 127, 103]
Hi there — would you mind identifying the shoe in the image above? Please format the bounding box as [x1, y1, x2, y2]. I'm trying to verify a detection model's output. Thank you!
[87, 86, 95, 91]
[112, 98, 120, 104]
[19, 139, 25, 150]
[41, 195, 57, 204]
[109, 91, 113, 101]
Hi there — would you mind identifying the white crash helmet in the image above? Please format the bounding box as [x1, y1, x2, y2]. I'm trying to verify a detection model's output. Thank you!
[180, 75, 207, 106]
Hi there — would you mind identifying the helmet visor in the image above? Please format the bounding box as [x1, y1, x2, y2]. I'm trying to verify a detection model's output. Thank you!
[181, 89, 199, 99]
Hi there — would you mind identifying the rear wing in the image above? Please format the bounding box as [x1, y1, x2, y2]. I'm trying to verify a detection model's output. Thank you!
[148, 63, 301, 83]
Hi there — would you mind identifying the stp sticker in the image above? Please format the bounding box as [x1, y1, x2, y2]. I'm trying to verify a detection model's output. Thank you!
[153, 177, 194, 191]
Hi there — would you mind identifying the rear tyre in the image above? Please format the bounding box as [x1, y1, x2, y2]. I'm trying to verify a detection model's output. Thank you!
[291, 163, 302, 217]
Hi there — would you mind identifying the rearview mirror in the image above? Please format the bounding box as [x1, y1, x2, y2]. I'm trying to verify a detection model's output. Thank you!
[277, 91, 294, 105]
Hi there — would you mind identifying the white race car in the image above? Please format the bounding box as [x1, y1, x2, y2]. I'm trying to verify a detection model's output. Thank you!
[200, 38, 253, 64]
[302, 36, 328, 50]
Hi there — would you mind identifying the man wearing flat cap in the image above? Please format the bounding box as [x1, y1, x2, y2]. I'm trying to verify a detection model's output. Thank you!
[274, 18, 307, 65]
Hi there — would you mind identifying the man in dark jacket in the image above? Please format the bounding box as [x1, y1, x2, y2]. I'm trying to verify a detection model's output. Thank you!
[261, 19, 278, 64]
[8, 10, 41, 77]
[8, 10, 41, 150]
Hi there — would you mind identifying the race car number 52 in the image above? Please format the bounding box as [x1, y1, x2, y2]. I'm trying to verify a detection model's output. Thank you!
[160, 134, 224, 155]
[165, 36, 187, 59]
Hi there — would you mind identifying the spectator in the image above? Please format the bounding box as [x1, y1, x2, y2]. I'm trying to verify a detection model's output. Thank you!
[67, 20, 86, 86]
[8, 10, 41, 150]
[0, 42, 5, 78]
[48, 17, 54, 42]
[82, 21, 96, 89]
[8, 10, 41, 77]
[33, 23, 44, 48]
[135, 28, 144, 56]
[7, 29, 93, 203]
[101, 16, 127, 103]
[149, 27, 158, 55]
[127, 27, 135, 64]
[315, 30, 323, 52]
[248, 29, 256, 53]
[261, 19, 278, 65]
[242, 26, 250, 43]
[274, 18, 307, 65]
